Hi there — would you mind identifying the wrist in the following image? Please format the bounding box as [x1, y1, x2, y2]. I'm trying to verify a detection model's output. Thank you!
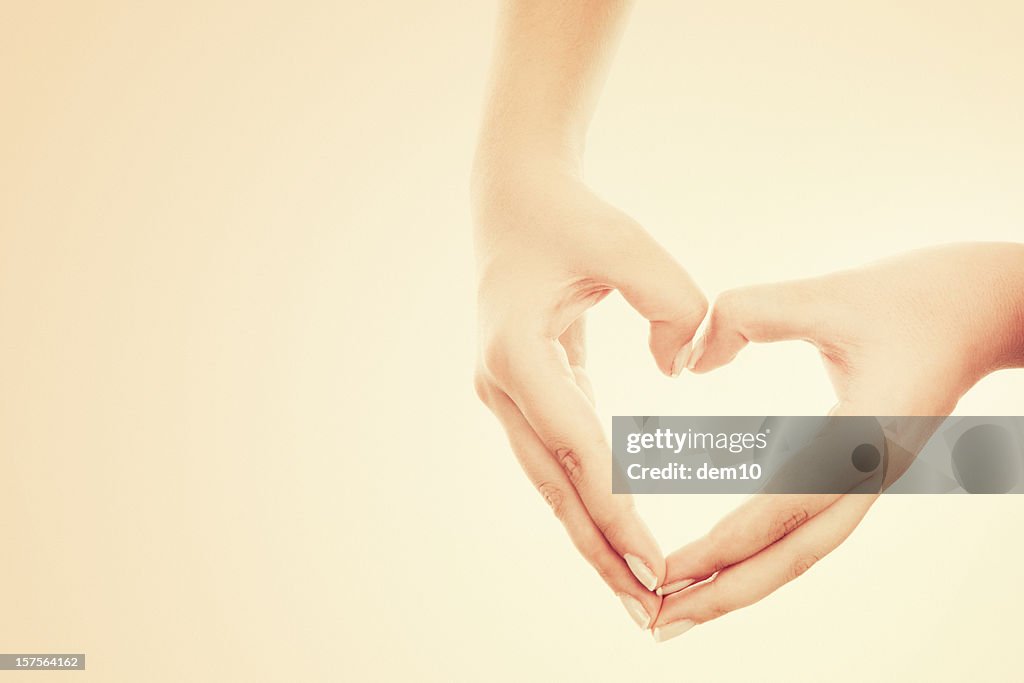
[963, 243, 1024, 376]
[472, 125, 583, 181]
[470, 137, 584, 220]
[994, 245, 1024, 369]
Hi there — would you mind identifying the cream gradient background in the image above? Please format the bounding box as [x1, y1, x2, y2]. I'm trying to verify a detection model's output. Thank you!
[2, 1, 1022, 681]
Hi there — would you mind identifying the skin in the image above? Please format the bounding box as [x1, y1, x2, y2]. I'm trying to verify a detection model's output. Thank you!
[473, 1, 1024, 639]
[653, 243, 1024, 641]
[472, 0, 707, 627]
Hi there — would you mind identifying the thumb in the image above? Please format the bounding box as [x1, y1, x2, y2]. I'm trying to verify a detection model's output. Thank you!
[597, 228, 708, 377]
[689, 279, 827, 373]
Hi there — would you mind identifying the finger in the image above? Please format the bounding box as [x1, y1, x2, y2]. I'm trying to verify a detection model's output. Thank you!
[595, 224, 708, 377]
[559, 318, 595, 405]
[485, 335, 667, 592]
[483, 385, 662, 627]
[658, 493, 840, 596]
[558, 316, 587, 367]
[688, 280, 827, 374]
[653, 493, 876, 641]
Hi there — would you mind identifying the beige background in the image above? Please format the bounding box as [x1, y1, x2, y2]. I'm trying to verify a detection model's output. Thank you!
[1, 1, 1022, 681]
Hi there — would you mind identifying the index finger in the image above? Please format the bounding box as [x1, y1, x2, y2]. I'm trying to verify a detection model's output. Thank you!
[654, 493, 876, 641]
[486, 335, 666, 592]
[659, 493, 839, 596]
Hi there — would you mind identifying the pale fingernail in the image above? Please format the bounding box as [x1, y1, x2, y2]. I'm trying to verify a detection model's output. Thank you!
[655, 578, 694, 597]
[686, 334, 706, 371]
[624, 553, 658, 592]
[617, 594, 652, 629]
[653, 620, 696, 643]
[670, 341, 693, 378]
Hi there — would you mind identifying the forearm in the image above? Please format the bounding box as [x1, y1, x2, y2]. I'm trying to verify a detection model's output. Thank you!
[474, 0, 634, 174]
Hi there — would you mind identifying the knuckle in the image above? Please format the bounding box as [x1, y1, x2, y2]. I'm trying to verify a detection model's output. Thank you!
[681, 292, 710, 332]
[555, 446, 585, 487]
[703, 599, 731, 621]
[481, 337, 513, 382]
[711, 288, 745, 327]
[537, 481, 567, 521]
[473, 371, 493, 406]
[767, 505, 811, 544]
[594, 514, 626, 545]
[788, 553, 822, 581]
[709, 605, 730, 621]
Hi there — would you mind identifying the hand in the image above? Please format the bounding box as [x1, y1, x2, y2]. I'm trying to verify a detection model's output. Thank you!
[471, 0, 711, 627]
[652, 242, 1024, 641]
[473, 158, 707, 627]
[687, 242, 1024, 415]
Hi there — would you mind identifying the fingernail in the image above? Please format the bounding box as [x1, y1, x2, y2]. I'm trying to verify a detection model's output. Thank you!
[624, 553, 658, 592]
[653, 620, 696, 643]
[655, 578, 694, 597]
[617, 594, 652, 629]
[686, 334, 706, 371]
[670, 342, 693, 378]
